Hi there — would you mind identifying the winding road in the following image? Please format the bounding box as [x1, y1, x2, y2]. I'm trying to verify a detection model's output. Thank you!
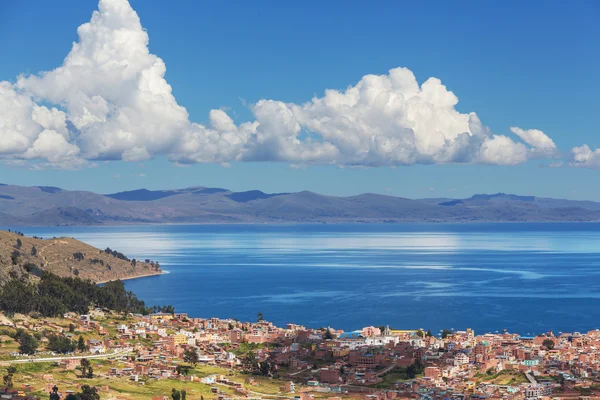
[5, 347, 132, 364]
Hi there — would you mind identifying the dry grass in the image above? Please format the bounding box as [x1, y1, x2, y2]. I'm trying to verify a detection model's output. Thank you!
[0, 230, 161, 283]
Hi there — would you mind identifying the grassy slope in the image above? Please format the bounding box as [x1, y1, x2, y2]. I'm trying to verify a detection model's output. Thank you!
[0, 230, 161, 284]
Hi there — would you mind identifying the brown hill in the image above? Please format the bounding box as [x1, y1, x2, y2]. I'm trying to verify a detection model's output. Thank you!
[0, 230, 162, 284]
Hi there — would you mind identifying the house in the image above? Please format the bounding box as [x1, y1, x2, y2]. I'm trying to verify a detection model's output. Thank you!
[320, 368, 341, 384]
[61, 359, 80, 370]
[285, 381, 295, 393]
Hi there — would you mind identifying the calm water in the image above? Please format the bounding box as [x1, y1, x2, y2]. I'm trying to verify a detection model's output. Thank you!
[15, 223, 600, 335]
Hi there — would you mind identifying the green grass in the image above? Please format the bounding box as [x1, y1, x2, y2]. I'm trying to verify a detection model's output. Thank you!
[475, 370, 528, 385]
[371, 369, 411, 388]
[14, 363, 243, 400]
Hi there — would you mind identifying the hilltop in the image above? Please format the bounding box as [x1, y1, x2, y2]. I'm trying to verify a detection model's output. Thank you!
[2, 184, 600, 225]
[0, 230, 162, 284]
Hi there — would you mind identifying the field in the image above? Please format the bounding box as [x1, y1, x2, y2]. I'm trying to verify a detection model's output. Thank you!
[474, 370, 529, 385]
[5, 361, 294, 400]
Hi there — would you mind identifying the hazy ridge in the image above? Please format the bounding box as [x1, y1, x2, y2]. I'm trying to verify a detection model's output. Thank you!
[1, 184, 600, 226]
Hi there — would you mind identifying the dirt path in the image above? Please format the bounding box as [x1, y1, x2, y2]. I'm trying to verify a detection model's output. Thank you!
[38, 240, 73, 267]
[6, 347, 133, 364]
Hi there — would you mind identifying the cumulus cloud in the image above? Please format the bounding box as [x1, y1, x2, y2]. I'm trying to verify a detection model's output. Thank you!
[509, 127, 557, 153]
[0, 0, 560, 169]
[569, 145, 600, 169]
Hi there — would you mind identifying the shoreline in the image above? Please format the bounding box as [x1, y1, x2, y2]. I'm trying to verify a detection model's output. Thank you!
[96, 270, 168, 284]
[9, 220, 600, 228]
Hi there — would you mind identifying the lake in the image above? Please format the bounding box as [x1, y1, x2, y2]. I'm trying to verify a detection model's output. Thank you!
[18, 223, 600, 336]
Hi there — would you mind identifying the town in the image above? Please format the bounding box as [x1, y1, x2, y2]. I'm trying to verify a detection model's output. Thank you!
[0, 310, 598, 400]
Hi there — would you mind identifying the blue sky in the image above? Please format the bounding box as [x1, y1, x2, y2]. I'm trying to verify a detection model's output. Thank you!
[0, 0, 598, 198]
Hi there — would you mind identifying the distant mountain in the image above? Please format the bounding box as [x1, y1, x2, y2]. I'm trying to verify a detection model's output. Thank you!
[1, 184, 600, 226]
[106, 189, 179, 201]
[225, 190, 287, 203]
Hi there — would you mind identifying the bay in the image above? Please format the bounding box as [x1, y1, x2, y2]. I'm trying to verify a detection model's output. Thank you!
[19, 223, 600, 336]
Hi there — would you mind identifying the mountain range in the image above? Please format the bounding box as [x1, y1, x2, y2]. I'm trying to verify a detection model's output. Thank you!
[1, 183, 600, 226]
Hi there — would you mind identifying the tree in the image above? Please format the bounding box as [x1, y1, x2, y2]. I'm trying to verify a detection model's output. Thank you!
[426, 330, 433, 337]
[3, 366, 16, 389]
[78, 336, 88, 352]
[441, 329, 453, 339]
[68, 385, 99, 400]
[542, 338, 555, 350]
[69, 323, 75, 333]
[407, 359, 425, 379]
[48, 335, 76, 354]
[170, 389, 187, 400]
[18, 333, 38, 355]
[31, 246, 37, 256]
[260, 359, 274, 377]
[323, 329, 333, 340]
[184, 347, 199, 366]
[10, 250, 20, 265]
[49, 385, 60, 400]
[80, 358, 92, 378]
[415, 330, 425, 338]
[176, 365, 191, 376]
[257, 312, 264, 322]
[15, 239, 22, 249]
[242, 352, 259, 374]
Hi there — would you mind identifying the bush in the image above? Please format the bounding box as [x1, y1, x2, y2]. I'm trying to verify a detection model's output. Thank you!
[23, 263, 43, 277]
[10, 250, 20, 265]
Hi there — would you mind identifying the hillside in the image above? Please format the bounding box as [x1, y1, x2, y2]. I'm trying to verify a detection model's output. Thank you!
[2, 184, 600, 225]
[0, 230, 162, 284]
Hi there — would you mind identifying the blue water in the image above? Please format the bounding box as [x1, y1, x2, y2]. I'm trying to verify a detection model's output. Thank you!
[14, 223, 600, 335]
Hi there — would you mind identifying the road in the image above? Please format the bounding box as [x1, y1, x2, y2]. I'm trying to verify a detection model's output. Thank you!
[5, 348, 132, 364]
[376, 364, 396, 377]
[288, 367, 312, 377]
[525, 371, 538, 384]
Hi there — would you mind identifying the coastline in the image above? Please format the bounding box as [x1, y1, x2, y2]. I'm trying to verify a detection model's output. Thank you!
[9, 220, 600, 228]
[96, 270, 168, 284]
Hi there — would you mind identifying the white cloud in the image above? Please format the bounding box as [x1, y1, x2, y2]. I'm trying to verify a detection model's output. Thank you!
[570, 145, 600, 169]
[23, 130, 80, 164]
[509, 127, 557, 152]
[478, 135, 529, 166]
[122, 147, 151, 162]
[0, 0, 560, 169]
[15, 0, 188, 163]
[0, 82, 47, 155]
